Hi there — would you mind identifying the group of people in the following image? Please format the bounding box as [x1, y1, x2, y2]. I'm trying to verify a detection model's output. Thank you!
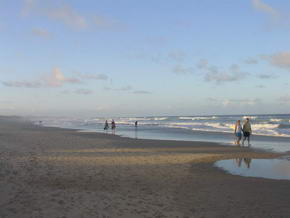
[234, 118, 252, 146]
[103, 120, 138, 134]
[104, 120, 116, 133]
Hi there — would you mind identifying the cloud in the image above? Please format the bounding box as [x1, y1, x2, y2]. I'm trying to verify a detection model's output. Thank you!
[168, 51, 187, 62]
[46, 68, 81, 87]
[132, 90, 151, 94]
[75, 89, 93, 95]
[3, 68, 81, 88]
[208, 98, 262, 106]
[129, 50, 188, 65]
[197, 59, 209, 69]
[256, 85, 266, 88]
[60, 89, 93, 95]
[257, 74, 276, 79]
[277, 95, 290, 103]
[32, 28, 52, 39]
[75, 72, 108, 80]
[173, 65, 194, 74]
[104, 85, 132, 91]
[23, 0, 87, 30]
[146, 36, 169, 46]
[251, 0, 280, 18]
[229, 98, 261, 106]
[0, 100, 15, 111]
[93, 15, 124, 30]
[47, 4, 87, 29]
[104, 85, 150, 94]
[22, 0, 37, 16]
[205, 71, 244, 83]
[22, 0, 123, 31]
[116, 85, 133, 91]
[2, 81, 42, 88]
[262, 52, 290, 69]
[198, 60, 246, 83]
[244, 57, 258, 64]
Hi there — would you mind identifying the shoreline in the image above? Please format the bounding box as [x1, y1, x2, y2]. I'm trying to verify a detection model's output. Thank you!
[34, 116, 290, 153]
[1, 116, 290, 217]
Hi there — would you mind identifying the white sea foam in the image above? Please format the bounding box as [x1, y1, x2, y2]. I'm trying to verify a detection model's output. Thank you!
[37, 114, 290, 138]
[179, 116, 217, 120]
[252, 123, 279, 130]
[242, 116, 257, 120]
[154, 117, 168, 121]
[270, 119, 282, 122]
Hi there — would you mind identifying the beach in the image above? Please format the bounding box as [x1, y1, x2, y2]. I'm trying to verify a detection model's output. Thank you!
[1, 117, 290, 218]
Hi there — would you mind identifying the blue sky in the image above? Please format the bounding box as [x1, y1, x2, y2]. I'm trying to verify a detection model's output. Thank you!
[1, 0, 290, 117]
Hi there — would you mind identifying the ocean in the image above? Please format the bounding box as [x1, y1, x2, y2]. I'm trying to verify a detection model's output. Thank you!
[34, 114, 290, 153]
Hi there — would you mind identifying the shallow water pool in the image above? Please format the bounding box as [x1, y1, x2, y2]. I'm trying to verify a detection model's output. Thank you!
[214, 157, 290, 180]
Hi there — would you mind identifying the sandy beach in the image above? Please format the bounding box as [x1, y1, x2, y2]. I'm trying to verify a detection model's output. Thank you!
[1, 117, 290, 218]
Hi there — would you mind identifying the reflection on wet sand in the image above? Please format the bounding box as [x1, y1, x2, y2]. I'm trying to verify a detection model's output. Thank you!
[235, 157, 252, 168]
[215, 157, 290, 180]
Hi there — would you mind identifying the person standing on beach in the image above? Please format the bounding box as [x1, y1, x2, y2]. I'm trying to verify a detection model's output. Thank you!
[242, 118, 252, 146]
[135, 121, 138, 128]
[111, 120, 116, 134]
[104, 120, 109, 131]
[234, 120, 242, 145]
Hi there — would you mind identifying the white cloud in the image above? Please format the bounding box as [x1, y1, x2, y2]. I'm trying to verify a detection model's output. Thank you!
[2, 68, 81, 88]
[104, 85, 150, 94]
[205, 72, 244, 83]
[116, 85, 132, 91]
[132, 90, 151, 94]
[197, 59, 209, 69]
[75, 89, 93, 95]
[22, 0, 123, 31]
[208, 98, 262, 107]
[47, 4, 87, 29]
[168, 51, 187, 62]
[93, 15, 124, 30]
[104, 85, 133, 91]
[244, 57, 258, 64]
[32, 28, 52, 39]
[222, 98, 261, 106]
[2, 81, 42, 88]
[257, 74, 276, 79]
[46, 68, 81, 87]
[22, 0, 37, 16]
[75, 72, 108, 80]
[277, 95, 290, 103]
[0, 100, 15, 111]
[173, 65, 194, 74]
[198, 60, 246, 83]
[23, 0, 87, 30]
[251, 0, 280, 18]
[264, 52, 290, 69]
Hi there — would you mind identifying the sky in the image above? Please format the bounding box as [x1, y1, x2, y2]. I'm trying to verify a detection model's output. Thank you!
[1, 0, 290, 117]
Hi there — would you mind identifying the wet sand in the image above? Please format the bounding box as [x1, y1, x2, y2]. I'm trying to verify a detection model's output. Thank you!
[1, 116, 290, 218]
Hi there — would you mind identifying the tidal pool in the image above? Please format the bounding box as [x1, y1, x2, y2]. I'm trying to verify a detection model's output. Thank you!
[214, 157, 290, 180]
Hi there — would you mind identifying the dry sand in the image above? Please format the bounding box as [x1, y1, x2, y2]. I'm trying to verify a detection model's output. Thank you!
[1, 116, 290, 218]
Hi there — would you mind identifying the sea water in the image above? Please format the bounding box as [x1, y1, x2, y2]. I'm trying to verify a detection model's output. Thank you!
[32, 114, 290, 152]
[214, 157, 290, 180]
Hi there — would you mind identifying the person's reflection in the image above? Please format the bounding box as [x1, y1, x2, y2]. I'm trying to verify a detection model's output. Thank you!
[134, 121, 138, 139]
[235, 158, 252, 168]
[235, 158, 243, 167]
[243, 158, 252, 168]
[135, 127, 138, 139]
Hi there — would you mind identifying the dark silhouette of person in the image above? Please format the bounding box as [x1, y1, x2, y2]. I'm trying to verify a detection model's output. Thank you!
[111, 120, 116, 134]
[104, 120, 109, 130]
